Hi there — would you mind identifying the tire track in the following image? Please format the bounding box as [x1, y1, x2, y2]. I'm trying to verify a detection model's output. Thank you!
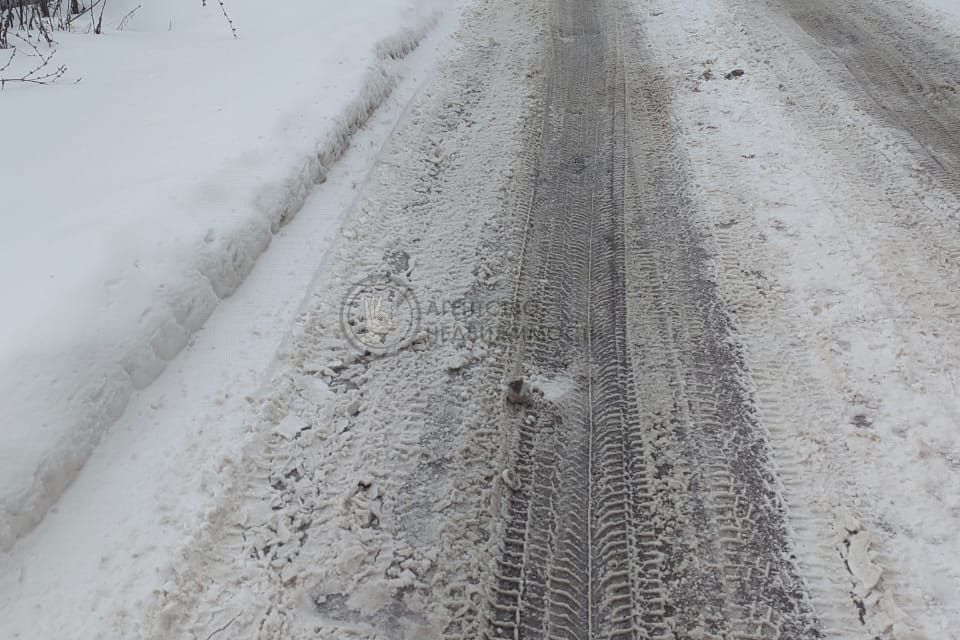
[778, 0, 960, 193]
[484, 0, 821, 636]
[659, 0, 960, 632]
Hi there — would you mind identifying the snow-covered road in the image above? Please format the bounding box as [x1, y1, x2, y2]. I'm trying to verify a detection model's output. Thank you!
[644, 0, 960, 633]
[2, 0, 960, 637]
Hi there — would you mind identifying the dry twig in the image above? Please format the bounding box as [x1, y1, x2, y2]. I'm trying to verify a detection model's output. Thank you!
[0, 32, 69, 88]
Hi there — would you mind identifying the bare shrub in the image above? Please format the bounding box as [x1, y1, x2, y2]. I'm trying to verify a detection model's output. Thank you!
[0, 0, 238, 89]
[0, 32, 68, 88]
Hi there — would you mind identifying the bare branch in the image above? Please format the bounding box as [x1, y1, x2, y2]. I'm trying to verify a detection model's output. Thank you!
[0, 32, 70, 89]
[202, 0, 237, 39]
[93, 0, 106, 34]
[116, 3, 140, 31]
[0, 47, 15, 73]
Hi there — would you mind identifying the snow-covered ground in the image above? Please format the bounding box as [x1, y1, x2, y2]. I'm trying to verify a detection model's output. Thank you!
[4, 0, 960, 637]
[0, 0, 444, 552]
[920, 0, 960, 22]
[0, 1, 466, 636]
[638, 0, 960, 635]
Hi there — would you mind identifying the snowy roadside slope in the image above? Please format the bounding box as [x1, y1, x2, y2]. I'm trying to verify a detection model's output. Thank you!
[0, 0, 441, 551]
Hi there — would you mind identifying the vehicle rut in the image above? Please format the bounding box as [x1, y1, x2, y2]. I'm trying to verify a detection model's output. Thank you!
[483, 0, 821, 637]
[778, 0, 960, 192]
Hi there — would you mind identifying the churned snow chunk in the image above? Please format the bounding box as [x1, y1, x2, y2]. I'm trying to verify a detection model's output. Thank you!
[275, 414, 309, 441]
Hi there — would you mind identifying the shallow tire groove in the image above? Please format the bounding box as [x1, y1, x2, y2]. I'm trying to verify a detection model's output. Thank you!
[483, 0, 821, 637]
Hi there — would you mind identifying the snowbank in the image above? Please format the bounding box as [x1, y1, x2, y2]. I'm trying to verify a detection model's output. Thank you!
[0, 0, 441, 551]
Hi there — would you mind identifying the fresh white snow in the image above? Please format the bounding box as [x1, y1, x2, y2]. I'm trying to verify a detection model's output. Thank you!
[0, 0, 442, 552]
